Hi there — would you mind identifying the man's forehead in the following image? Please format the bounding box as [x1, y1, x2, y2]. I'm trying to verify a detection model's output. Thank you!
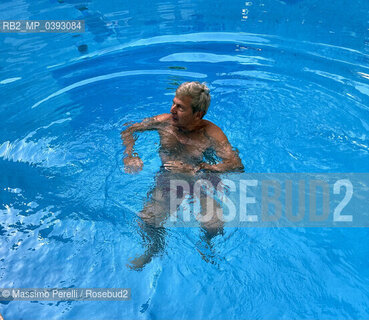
[174, 95, 192, 106]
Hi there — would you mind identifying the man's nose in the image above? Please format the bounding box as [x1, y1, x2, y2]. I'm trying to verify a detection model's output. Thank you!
[171, 104, 177, 114]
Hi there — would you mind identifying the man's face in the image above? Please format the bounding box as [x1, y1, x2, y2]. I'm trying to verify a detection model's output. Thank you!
[170, 95, 199, 128]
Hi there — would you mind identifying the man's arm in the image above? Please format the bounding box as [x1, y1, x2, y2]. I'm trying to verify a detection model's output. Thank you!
[121, 113, 169, 156]
[121, 114, 170, 173]
[199, 123, 244, 173]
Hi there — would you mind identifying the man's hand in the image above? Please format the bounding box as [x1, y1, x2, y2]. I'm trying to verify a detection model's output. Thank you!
[121, 114, 170, 174]
[163, 161, 198, 175]
[124, 155, 144, 173]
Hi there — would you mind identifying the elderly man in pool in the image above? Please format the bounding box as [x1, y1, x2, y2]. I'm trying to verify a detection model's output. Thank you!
[121, 81, 243, 269]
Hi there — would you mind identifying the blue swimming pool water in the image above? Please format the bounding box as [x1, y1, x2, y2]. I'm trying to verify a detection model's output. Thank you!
[1, 0, 369, 319]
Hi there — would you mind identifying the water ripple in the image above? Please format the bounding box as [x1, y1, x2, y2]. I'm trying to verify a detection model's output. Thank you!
[31, 69, 206, 109]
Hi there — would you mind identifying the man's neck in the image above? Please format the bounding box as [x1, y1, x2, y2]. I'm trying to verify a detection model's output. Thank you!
[176, 120, 204, 134]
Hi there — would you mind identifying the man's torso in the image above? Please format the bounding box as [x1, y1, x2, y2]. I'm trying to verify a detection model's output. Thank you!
[157, 118, 213, 165]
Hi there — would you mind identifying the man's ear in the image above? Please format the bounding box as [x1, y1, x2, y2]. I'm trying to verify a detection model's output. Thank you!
[195, 111, 204, 119]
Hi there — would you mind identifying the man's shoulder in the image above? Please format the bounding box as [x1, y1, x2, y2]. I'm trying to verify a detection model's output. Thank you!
[202, 120, 228, 142]
[153, 113, 171, 122]
[130, 114, 170, 131]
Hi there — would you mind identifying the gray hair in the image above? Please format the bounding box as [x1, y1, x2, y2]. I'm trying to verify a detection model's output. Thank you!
[176, 81, 211, 117]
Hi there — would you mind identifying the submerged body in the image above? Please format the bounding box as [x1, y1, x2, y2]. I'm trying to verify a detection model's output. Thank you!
[121, 82, 243, 269]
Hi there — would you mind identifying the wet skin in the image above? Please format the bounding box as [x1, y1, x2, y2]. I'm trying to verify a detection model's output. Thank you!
[122, 95, 243, 174]
[121, 95, 243, 270]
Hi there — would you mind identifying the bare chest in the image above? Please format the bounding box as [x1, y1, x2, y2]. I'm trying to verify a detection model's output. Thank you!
[159, 127, 210, 162]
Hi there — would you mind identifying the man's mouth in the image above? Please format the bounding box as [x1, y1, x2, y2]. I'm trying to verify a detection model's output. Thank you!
[172, 115, 178, 121]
